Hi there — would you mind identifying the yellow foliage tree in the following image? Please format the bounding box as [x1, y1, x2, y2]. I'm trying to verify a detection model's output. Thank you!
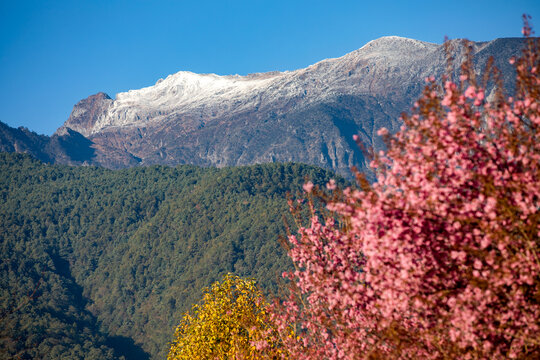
[167, 273, 284, 359]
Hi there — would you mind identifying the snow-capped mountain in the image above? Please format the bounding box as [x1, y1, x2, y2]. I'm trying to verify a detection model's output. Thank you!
[3, 36, 525, 177]
[61, 37, 439, 136]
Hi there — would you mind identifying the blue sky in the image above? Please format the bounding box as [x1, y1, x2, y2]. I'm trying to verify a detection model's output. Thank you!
[1, 0, 539, 135]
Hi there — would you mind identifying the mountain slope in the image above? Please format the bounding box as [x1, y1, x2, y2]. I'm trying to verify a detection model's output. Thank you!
[0, 153, 343, 359]
[0, 120, 98, 166]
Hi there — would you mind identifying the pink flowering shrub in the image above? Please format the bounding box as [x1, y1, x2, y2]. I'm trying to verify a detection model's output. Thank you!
[270, 20, 539, 359]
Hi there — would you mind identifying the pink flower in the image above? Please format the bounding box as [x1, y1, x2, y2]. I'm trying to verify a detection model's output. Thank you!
[326, 179, 337, 190]
[464, 86, 476, 98]
[303, 181, 314, 193]
[272, 25, 540, 360]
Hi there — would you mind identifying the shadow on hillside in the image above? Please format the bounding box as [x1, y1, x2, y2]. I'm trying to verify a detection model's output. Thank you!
[48, 252, 150, 360]
[106, 336, 150, 360]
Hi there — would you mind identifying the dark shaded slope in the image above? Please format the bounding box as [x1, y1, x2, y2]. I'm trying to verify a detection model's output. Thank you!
[0, 121, 53, 163]
[0, 121, 98, 166]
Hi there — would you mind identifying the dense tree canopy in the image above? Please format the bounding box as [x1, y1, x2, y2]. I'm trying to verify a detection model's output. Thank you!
[0, 154, 343, 359]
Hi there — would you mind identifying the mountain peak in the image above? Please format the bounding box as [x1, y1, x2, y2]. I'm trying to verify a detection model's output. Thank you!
[357, 36, 438, 54]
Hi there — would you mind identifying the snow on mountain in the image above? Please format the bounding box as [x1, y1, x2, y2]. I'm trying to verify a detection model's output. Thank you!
[62, 36, 444, 137]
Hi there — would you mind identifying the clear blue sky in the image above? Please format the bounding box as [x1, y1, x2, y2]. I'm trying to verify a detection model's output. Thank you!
[1, 0, 539, 135]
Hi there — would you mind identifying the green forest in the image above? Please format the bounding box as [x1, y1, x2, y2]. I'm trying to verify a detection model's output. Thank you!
[0, 152, 345, 359]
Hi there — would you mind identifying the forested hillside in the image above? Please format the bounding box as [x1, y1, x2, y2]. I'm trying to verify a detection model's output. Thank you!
[0, 153, 344, 359]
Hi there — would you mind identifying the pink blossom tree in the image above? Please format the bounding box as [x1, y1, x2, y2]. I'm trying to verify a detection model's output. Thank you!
[270, 19, 539, 359]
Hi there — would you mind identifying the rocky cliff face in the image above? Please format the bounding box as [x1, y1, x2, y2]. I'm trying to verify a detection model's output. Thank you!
[3, 36, 526, 178]
[56, 92, 113, 137]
